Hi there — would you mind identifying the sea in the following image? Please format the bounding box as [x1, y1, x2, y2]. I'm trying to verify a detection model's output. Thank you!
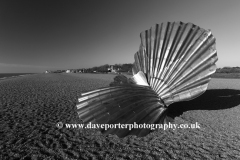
[0, 73, 34, 79]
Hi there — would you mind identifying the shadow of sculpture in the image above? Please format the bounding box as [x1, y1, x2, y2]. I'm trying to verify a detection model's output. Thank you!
[109, 76, 240, 123]
[167, 89, 240, 119]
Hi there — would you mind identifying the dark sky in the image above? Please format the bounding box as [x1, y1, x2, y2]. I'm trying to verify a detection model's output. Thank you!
[0, 0, 240, 73]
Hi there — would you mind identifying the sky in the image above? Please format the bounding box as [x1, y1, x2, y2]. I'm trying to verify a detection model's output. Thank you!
[0, 0, 239, 73]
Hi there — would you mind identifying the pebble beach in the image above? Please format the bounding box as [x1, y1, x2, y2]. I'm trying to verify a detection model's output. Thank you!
[0, 73, 240, 159]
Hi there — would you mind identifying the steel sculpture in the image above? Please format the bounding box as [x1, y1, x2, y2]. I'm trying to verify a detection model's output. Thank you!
[76, 22, 218, 137]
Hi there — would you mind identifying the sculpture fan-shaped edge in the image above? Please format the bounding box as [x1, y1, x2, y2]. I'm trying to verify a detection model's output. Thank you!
[132, 21, 218, 106]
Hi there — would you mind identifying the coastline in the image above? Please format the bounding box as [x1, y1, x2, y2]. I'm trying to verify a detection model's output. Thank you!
[0, 73, 36, 80]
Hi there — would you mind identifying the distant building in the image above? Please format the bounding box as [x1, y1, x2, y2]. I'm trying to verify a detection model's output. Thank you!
[45, 70, 49, 73]
[108, 65, 118, 73]
[66, 70, 71, 73]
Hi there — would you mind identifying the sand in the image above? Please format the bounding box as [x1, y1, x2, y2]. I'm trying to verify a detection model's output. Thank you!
[0, 73, 240, 159]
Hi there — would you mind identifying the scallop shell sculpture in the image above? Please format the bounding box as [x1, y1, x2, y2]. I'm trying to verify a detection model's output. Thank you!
[76, 22, 218, 137]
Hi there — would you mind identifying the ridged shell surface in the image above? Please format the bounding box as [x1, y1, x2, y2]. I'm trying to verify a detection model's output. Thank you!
[132, 22, 218, 106]
[76, 84, 167, 137]
[76, 21, 218, 137]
